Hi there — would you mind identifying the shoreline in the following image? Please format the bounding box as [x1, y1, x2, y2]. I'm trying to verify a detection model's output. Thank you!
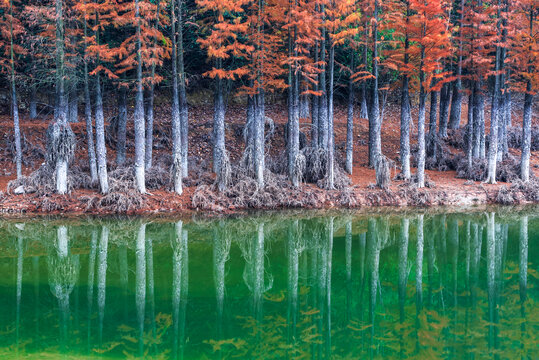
[1, 182, 537, 218]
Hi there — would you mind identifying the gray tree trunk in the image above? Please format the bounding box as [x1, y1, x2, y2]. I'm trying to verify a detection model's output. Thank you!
[346, 55, 354, 175]
[368, 0, 381, 167]
[311, 38, 319, 147]
[360, 21, 369, 120]
[10, 69, 22, 179]
[254, 92, 265, 188]
[449, 1, 464, 130]
[68, 85, 78, 123]
[400, 74, 411, 179]
[438, 82, 451, 138]
[472, 83, 484, 159]
[145, 87, 154, 169]
[30, 86, 37, 119]
[288, 25, 300, 187]
[54, 0, 70, 194]
[116, 87, 127, 166]
[318, 23, 328, 150]
[417, 60, 426, 188]
[83, 37, 98, 183]
[93, 11, 108, 193]
[213, 73, 227, 191]
[95, 74, 109, 193]
[428, 89, 438, 159]
[171, 0, 182, 194]
[134, 0, 146, 193]
[520, 91, 533, 182]
[486, 18, 502, 184]
[327, 32, 335, 189]
[466, 91, 475, 170]
[178, 0, 189, 177]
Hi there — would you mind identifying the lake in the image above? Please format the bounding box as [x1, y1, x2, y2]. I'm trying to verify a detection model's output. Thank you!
[0, 208, 537, 359]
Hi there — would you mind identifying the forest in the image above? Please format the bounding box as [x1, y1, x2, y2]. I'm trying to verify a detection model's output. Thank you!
[0, 0, 537, 212]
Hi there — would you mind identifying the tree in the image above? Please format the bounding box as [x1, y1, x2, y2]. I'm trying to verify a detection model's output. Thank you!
[409, 0, 452, 187]
[197, 0, 252, 190]
[47, 0, 76, 195]
[507, 0, 537, 182]
[0, 0, 25, 179]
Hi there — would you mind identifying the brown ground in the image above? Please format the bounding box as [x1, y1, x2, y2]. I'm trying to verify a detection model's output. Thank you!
[0, 95, 537, 215]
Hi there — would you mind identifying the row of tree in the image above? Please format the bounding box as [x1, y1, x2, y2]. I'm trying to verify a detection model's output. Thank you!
[1, 0, 537, 196]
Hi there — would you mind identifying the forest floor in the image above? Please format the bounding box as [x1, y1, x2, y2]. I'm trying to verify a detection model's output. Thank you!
[0, 94, 537, 216]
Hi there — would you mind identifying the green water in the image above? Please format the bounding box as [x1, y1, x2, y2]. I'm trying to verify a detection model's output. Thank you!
[0, 209, 537, 359]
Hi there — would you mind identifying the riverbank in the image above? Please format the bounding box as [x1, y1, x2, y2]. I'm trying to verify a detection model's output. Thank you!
[1, 170, 537, 217]
[1, 101, 537, 216]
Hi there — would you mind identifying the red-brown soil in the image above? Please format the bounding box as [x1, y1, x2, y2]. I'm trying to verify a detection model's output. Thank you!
[0, 95, 537, 216]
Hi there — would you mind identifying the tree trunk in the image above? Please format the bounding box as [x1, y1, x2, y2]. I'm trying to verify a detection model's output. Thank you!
[83, 36, 98, 183]
[428, 89, 438, 159]
[288, 20, 300, 187]
[95, 74, 109, 194]
[318, 20, 328, 150]
[212, 61, 228, 191]
[10, 68, 22, 179]
[400, 74, 411, 179]
[145, 87, 154, 169]
[438, 83, 451, 138]
[171, 0, 182, 194]
[327, 26, 335, 189]
[449, 0, 464, 130]
[346, 54, 354, 175]
[68, 85, 78, 123]
[472, 83, 484, 159]
[116, 87, 127, 166]
[53, 0, 71, 194]
[520, 91, 532, 182]
[30, 86, 37, 119]
[311, 36, 319, 147]
[368, 0, 381, 167]
[486, 8, 502, 184]
[254, 91, 265, 188]
[134, 0, 146, 193]
[467, 91, 475, 170]
[178, 0, 189, 177]
[360, 21, 369, 120]
[417, 60, 426, 188]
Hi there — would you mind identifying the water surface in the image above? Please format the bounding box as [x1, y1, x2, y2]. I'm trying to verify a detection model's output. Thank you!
[0, 209, 537, 359]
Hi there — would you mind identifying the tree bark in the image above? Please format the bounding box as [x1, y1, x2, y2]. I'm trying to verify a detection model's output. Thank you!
[346, 54, 354, 175]
[116, 87, 127, 165]
[327, 13, 335, 189]
[53, 0, 70, 194]
[318, 15, 328, 150]
[288, 14, 300, 187]
[428, 89, 438, 159]
[94, 14, 109, 194]
[438, 82, 451, 138]
[368, 0, 381, 167]
[30, 86, 37, 119]
[448, 0, 464, 130]
[171, 0, 183, 194]
[83, 14, 98, 183]
[486, 2, 502, 184]
[178, 0, 189, 177]
[466, 90, 475, 170]
[521, 91, 533, 182]
[145, 87, 154, 168]
[400, 76, 411, 179]
[417, 52, 426, 188]
[134, 0, 146, 193]
[95, 74, 109, 194]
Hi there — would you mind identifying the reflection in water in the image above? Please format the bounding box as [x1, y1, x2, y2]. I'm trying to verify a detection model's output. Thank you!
[0, 210, 537, 359]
